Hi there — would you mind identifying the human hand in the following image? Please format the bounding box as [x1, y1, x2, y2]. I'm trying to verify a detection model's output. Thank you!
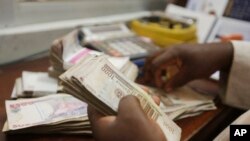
[143, 42, 233, 91]
[88, 95, 166, 141]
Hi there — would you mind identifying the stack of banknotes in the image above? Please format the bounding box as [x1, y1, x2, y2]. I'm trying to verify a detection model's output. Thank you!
[3, 94, 91, 134]
[49, 30, 138, 81]
[2, 56, 217, 136]
[59, 54, 182, 141]
[49, 30, 88, 78]
[139, 85, 217, 120]
[11, 71, 58, 99]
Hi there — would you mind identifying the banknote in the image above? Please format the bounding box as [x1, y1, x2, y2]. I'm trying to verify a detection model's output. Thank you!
[60, 55, 181, 141]
[139, 84, 217, 120]
[2, 121, 91, 134]
[11, 71, 59, 98]
[49, 30, 139, 81]
[5, 94, 88, 131]
[22, 71, 58, 95]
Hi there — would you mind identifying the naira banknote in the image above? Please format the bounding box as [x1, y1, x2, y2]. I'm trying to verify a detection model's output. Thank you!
[4, 94, 88, 131]
[60, 55, 181, 141]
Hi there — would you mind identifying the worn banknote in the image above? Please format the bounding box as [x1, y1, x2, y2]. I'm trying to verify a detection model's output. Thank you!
[4, 94, 88, 131]
[60, 55, 181, 141]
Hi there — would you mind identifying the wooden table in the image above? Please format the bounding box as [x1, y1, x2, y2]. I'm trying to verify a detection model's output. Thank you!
[0, 56, 245, 141]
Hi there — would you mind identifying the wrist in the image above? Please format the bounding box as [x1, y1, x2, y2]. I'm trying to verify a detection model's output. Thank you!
[204, 42, 234, 72]
[220, 42, 234, 71]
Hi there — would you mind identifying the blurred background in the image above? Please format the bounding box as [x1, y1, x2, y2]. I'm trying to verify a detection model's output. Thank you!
[1, 0, 250, 65]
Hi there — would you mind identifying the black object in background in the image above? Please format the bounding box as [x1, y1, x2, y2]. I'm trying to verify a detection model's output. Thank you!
[226, 0, 250, 22]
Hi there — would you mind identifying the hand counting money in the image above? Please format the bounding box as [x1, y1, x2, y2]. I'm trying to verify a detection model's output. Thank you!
[59, 55, 181, 141]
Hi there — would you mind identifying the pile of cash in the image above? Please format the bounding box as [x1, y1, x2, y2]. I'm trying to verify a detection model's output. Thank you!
[3, 94, 91, 134]
[11, 71, 58, 99]
[59, 55, 181, 141]
[49, 30, 139, 81]
[2, 25, 218, 137]
[140, 85, 217, 120]
[49, 30, 88, 78]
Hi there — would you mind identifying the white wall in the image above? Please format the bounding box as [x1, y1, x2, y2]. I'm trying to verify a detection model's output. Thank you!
[0, 11, 151, 65]
[0, 0, 14, 28]
[5, 0, 167, 27]
[0, 0, 167, 65]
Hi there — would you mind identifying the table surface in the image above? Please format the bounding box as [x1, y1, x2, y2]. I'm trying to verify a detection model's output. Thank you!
[0, 56, 244, 141]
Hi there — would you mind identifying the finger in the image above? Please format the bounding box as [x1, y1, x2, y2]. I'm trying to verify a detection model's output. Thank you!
[139, 84, 150, 93]
[164, 68, 192, 91]
[152, 49, 179, 72]
[87, 105, 115, 128]
[144, 50, 164, 72]
[150, 49, 179, 87]
[87, 105, 116, 141]
[139, 85, 161, 106]
[117, 95, 148, 120]
[87, 105, 106, 124]
[152, 59, 178, 88]
[151, 95, 161, 106]
[143, 50, 165, 83]
[153, 68, 164, 88]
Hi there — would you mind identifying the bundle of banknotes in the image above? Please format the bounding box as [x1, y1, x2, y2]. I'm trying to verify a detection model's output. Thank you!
[59, 54, 182, 141]
[49, 30, 138, 81]
[139, 85, 217, 120]
[11, 71, 58, 99]
[3, 94, 91, 134]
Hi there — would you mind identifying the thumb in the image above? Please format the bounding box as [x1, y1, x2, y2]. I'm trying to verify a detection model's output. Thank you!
[117, 95, 148, 121]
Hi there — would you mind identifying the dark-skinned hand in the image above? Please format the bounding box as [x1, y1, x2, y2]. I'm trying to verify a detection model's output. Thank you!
[88, 95, 166, 141]
[142, 42, 233, 92]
